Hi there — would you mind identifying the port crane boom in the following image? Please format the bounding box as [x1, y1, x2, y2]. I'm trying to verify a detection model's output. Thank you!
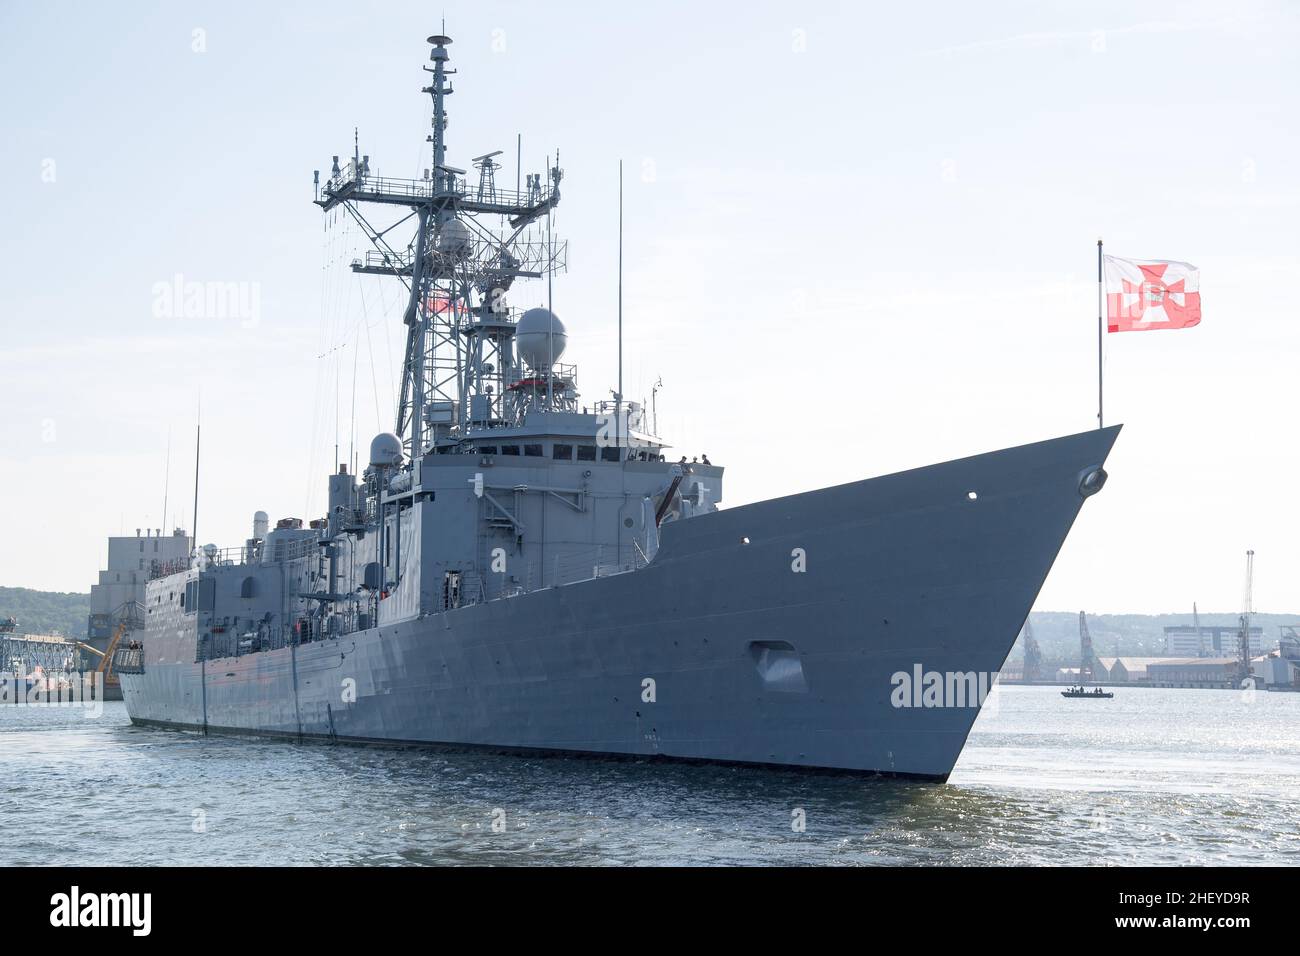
[1022, 621, 1043, 682]
[1238, 550, 1255, 684]
[1078, 611, 1097, 683]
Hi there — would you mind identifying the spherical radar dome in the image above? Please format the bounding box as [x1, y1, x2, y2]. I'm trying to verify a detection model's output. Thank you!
[369, 432, 403, 468]
[516, 308, 567, 371]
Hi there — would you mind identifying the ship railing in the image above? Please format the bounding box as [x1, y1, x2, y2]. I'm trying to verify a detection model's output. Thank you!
[423, 544, 650, 613]
[504, 363, 578, 391]
[196, 616, 336, 663]
[149, 557, 192, 580]
[201, 627, 278, 661]
[355, 249, 413, 272]
[590, 400, 655, 441]
[355, 174, 429, 198]
[354, 234, 564, 279]
[197, 546, 258, 568]
[111, 645, 145, 675]
[266, 536, 321, 563]
[490, 543, 650, 603]
[151, 537, 317, 580]
[325, 168, 553, 211]
[212, 538, 318, 567]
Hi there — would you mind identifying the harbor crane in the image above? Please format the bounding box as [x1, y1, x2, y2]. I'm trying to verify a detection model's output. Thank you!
[1238, 550, 1255, 685]
[73, 617, 131, 695]
[1078, 611, 1097, 683]
[1022, 620, 1043, 682]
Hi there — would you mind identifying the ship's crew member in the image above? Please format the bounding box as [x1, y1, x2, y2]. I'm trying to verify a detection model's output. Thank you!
[691, 456, 698, 464]
[702, 454, 711, 465]
[679, 456, 687, 464]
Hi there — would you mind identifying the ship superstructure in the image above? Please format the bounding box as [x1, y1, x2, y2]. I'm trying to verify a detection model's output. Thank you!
[118, 34, 1120, 780]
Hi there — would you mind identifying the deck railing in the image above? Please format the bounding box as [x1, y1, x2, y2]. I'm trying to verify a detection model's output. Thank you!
[325, 165, 553, 211]
[111, 646, 145, 674]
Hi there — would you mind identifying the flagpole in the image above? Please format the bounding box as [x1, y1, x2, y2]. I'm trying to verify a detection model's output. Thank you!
[1097, 238, 1104, 429]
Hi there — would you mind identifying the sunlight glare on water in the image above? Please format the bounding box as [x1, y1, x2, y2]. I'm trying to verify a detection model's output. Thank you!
[2, 686, 1297, 866]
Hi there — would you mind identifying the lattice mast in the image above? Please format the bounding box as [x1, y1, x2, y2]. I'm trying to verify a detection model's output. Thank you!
[315, 34, 568, 457]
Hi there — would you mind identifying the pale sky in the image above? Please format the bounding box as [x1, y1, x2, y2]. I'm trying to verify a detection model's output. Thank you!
[0, 1, 1296, 613]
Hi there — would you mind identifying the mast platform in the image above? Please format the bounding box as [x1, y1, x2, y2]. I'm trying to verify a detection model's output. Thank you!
[317, 165, 556, 223]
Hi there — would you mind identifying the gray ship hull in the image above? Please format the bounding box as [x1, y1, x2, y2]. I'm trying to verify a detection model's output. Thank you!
[121, 426, 1119, 780]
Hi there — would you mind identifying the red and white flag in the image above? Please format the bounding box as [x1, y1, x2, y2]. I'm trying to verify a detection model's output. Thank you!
[424, 293, 454, 315]
[1104, 256, 1201, 332]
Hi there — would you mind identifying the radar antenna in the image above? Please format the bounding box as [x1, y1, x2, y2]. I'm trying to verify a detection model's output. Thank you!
[314, 33, 568, 457]
[473, 151, 503, 202]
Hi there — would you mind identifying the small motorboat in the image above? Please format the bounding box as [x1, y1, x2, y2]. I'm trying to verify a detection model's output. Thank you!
[1061, 685, 1113, 699]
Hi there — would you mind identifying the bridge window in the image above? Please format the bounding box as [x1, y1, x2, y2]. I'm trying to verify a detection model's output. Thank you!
[524, 443, 543, 457]
[501, 445, 520, 456]
[600, 446, 620, 462]
[576, 445, 597, 461]
[478, 445, 497, 454]
[553, 443, 573, 460]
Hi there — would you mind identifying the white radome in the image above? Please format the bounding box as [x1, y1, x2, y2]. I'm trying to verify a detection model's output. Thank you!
[515, 308, 567, 371]
[369, 432, 404, 467]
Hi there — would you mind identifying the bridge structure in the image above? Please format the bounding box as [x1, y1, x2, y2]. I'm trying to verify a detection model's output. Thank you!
[0, 626, 80, 674]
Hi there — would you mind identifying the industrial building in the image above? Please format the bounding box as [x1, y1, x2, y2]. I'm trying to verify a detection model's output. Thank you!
[1101, 657, 1170, 682]
[1145, 657, 1245, 688]
[86, 528, 190, 653]
[1163, 624, 1264, 657]
[1258, 654, 1300, 689]
[1258, 626, 1300, 690]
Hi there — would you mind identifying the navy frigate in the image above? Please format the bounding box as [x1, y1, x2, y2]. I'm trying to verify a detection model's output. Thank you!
[117, 33, 1120, 780]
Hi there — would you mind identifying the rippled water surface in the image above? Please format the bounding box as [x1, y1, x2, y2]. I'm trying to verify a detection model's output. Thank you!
[2, 686, 1297, 865]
